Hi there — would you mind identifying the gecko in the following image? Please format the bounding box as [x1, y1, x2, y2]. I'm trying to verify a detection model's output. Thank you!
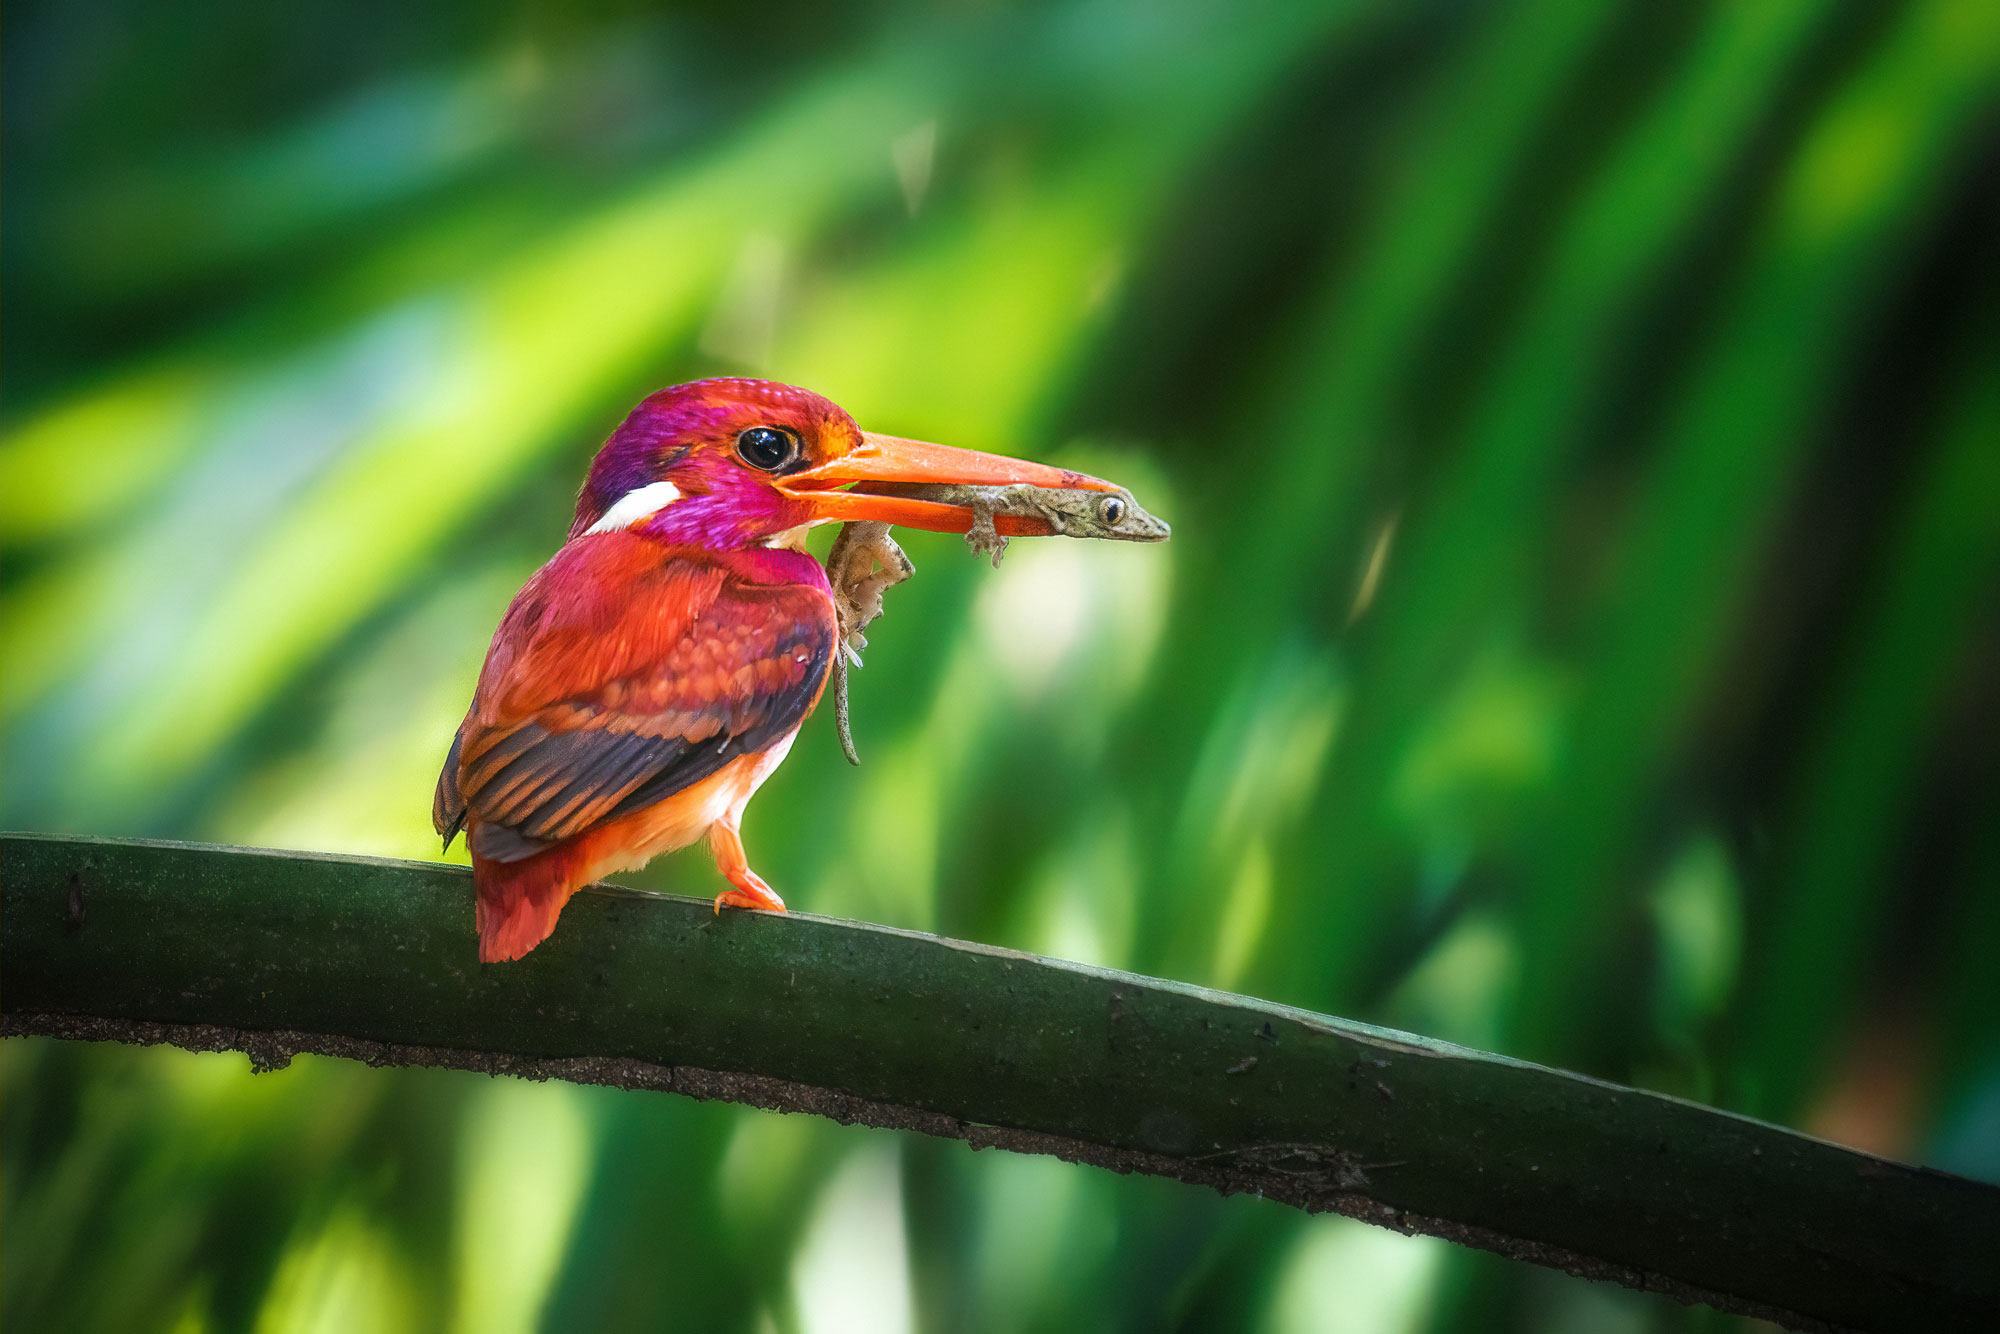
[825, 482, 1169, 763]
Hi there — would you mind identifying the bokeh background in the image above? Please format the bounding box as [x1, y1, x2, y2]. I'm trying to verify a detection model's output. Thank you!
[5, 0, 1997, 1329]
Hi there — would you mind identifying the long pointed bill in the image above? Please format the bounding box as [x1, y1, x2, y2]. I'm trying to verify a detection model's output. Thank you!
[779, 431, 1117, 534]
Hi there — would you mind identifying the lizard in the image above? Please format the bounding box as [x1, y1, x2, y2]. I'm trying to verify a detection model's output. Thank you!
[825, 481, 1169, 762]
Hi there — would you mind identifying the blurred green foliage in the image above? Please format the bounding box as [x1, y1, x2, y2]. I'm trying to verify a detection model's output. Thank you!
[4, 0, 1997, 1330]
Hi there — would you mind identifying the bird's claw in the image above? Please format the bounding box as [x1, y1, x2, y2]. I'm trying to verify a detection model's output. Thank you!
[713, 884, 787, 914]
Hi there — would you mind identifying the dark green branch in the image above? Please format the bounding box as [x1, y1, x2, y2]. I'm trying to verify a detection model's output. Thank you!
[3, 834, 1994, 1332]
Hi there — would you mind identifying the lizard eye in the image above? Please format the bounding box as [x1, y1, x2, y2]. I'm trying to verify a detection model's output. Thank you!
[737, 426, 800, 471]
[1097, 495, 1127, 526]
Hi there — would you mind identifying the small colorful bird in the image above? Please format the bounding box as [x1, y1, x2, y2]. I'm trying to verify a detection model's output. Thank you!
[434, 378, 1122, 962]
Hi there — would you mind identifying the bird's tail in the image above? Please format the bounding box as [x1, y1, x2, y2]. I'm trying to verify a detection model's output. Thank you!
[471, 845, 584, 962]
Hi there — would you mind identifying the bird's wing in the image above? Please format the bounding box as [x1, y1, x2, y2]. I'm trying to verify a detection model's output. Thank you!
[433, 724, 469, 846]
[434, 537, 835, 863]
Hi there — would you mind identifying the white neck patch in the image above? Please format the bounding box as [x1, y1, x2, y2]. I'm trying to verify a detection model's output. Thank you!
[585, 481, 683, 535]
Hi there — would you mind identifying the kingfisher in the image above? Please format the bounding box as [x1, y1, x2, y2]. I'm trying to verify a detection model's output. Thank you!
[434, 378, 1121, 962]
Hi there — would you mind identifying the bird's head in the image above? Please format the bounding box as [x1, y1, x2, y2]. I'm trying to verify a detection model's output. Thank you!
[571, 378, 1117, 550]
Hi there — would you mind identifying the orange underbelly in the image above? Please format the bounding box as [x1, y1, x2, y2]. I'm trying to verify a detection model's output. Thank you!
[576, 729, 799, 880]
[470, 728, 804, 962]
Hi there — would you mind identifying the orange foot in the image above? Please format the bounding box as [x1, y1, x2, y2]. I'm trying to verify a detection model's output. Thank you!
[713, 876, 787, 914]
[709, 816, 788, 915]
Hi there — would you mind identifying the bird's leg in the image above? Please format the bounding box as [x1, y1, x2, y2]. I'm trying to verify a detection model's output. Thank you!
[708, 813, 787, 914]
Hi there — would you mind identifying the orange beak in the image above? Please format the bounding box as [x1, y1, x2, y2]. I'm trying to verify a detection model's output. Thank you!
[779, 431, 1118, 533]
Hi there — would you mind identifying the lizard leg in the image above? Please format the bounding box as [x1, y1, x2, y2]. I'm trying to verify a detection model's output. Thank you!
[965, 495, 1007, 566]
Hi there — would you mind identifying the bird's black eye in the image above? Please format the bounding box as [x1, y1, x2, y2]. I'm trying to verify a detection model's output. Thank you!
[736, 426, 799, 471]
[1098, 496, 1127, 525]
